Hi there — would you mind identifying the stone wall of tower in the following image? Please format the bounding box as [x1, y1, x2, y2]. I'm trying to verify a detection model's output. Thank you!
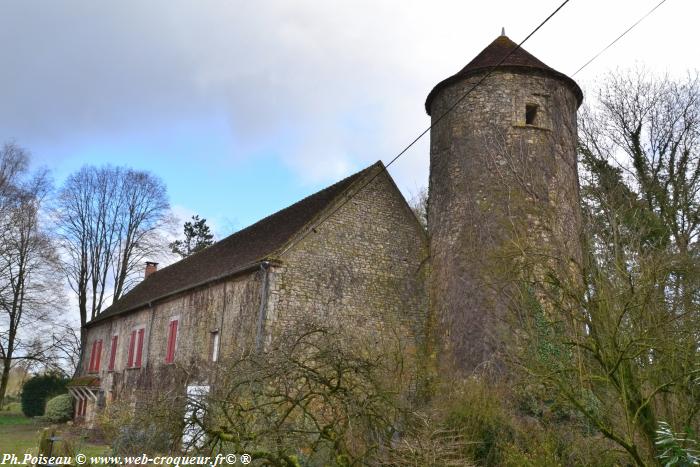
[427, 69, 581, 374]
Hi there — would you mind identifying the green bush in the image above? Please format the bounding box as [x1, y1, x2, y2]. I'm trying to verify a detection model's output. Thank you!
[44, 394, 74, 423]
[21, 374, 68, 417]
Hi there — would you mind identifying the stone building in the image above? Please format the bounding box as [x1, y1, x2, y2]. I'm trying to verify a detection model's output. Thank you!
[70, 32, 583, 419]
[69, 162, 428, 423]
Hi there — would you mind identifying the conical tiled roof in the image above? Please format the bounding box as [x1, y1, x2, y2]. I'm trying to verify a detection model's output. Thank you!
[425, 35, 582, 114]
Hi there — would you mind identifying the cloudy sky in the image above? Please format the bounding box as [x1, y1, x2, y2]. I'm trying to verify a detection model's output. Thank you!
[0, 0, 696, 236]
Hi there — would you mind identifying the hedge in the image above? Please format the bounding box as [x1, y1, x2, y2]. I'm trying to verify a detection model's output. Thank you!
[21, 374, 69, 417]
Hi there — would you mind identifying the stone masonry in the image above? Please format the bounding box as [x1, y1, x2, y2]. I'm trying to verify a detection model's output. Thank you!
[426, 36, 583, 374]
[75, 163, 427, 424]
[74, 33, 584, 423]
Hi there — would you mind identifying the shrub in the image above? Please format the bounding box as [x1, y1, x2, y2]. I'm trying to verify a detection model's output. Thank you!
[44, 394, 74, 423]
[655, 421, 700, 467]
[111, 424, 172, 456]
[21, 374, 68, 417]
[442, 378, 514, 465]
[98, 394, 181, 455]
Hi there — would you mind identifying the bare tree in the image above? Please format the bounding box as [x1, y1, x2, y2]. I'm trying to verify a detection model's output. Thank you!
[98, 316, 422, 464]
[199, 318, 413, 465]
[0, 143, 62, 407]
[39, 323, 82, 377]
[408, 187, 428, 230]
[54, 166, 170, 342]
[0, 142, 30, 263]
[0, 142, 28, 200]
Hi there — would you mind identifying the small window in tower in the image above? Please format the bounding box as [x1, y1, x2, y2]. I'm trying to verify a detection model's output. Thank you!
[525, 104, 539, 125]
[210, 331, 220, 362]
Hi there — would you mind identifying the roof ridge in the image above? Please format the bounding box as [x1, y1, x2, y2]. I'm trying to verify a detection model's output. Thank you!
[269, 161, 385, 259]
[89, 160, 383, 325]
[146, 161, 381, 282]
[225, 160, 382, 250]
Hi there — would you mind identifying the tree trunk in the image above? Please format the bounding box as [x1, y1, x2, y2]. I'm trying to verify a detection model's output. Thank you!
[0, 356, 12, 409]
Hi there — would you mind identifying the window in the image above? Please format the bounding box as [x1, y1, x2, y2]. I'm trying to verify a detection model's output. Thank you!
[210, 331, 220, 362]
[126, 328, 145, 369]
[165, 319, 179, 364]
[525, 104, 539, 125]
[97, 340, 102, 371]
[88, 342, 95, 372]
[108, 335, 118, 371]
[127, 330, 136, 368]
[88, 339, 102, 373]
[135, 328, 145, 368]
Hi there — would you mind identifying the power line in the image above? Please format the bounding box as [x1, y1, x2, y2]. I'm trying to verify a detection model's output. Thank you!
[278, 0, 573, 257]
[572, 0, 669, 77]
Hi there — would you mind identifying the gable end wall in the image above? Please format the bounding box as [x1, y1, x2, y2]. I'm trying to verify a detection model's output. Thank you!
[265, 168, 428, 350]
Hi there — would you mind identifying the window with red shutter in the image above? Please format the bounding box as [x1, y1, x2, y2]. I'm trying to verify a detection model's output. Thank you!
[108, 335, 118, 371]
[135, 328, 145, 368]
[94, 340, 102, 372]
[88, 341, 97, 373]
[127, 330, 136, 368]
[165, 319, 178, 364]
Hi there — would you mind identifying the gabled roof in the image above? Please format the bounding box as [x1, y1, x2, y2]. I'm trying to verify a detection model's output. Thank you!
[425, 34, 583, 114]
[88, 161, 382, 326]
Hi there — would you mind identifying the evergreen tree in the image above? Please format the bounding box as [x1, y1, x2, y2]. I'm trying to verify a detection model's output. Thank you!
[169, 215, 214, 258]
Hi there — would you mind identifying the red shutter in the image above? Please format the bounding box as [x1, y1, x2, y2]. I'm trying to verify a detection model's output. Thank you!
[127, 330, 136, 367]
[108, 335, 118, 371]
[88, 341, 97, 372]
[166, 320, 178, 364]
[135, 328, 145, 368]
[77, 398, 87, 417]
[94, 340, 102, 372]
[87, 342, 93, 372]
[165, 321, 173, 363]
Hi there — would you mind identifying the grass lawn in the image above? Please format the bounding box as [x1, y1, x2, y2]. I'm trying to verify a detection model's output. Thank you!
[0, 403, 46, 455]
[0, 403, 110, 457]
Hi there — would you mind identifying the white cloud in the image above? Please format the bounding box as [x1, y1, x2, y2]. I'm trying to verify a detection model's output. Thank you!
[0, 0, 696, 194]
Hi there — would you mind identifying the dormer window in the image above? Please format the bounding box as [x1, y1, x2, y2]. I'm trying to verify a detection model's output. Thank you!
[525, 104, 539, 125]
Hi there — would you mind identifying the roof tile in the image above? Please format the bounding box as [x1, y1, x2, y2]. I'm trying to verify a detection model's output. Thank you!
[425, 35, 582, 114]
[89, 161, 381, 325]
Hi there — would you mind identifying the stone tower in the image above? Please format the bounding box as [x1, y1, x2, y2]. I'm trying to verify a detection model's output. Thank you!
[426, 33, 583, 374]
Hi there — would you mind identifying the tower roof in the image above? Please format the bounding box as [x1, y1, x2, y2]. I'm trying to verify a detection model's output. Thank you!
[425, 35, 583, 114]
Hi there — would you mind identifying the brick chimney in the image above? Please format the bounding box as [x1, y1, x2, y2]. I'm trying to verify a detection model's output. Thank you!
[145, 261, 158, 279]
